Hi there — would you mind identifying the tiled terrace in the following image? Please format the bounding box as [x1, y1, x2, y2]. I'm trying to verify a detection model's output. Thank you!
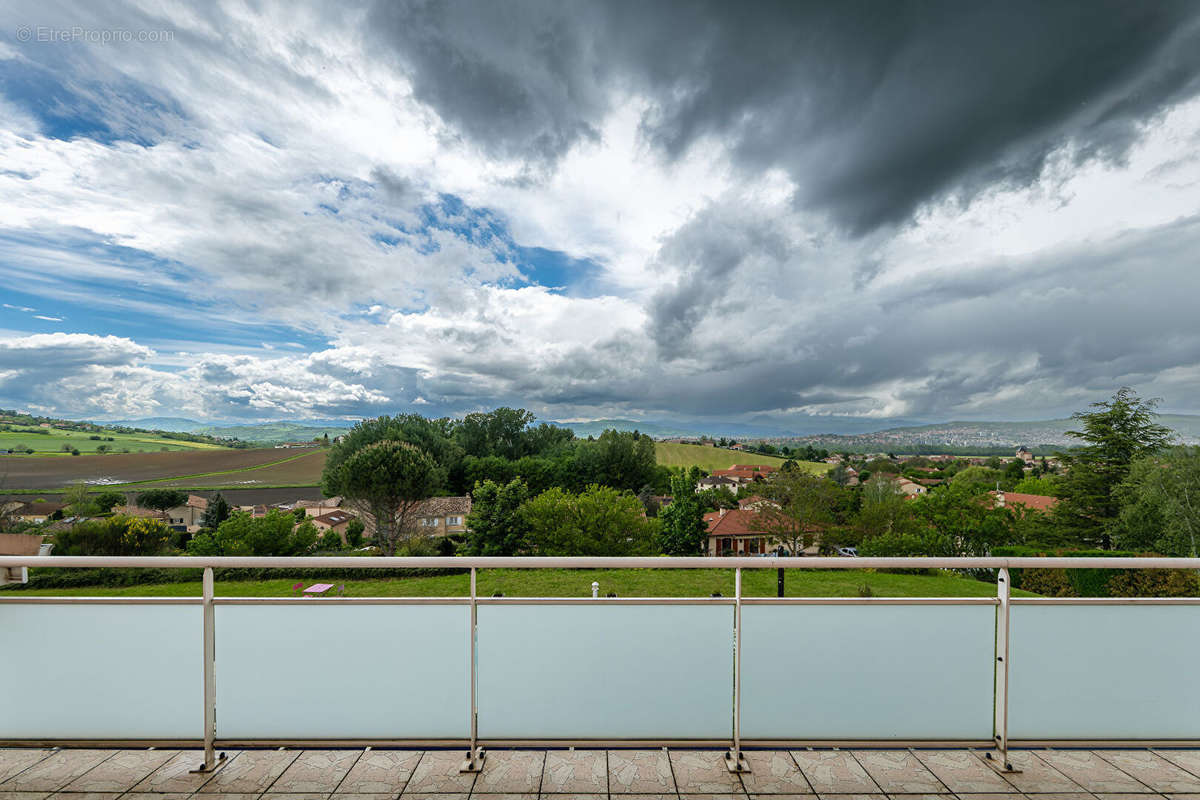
[4, 748, 1200, 800]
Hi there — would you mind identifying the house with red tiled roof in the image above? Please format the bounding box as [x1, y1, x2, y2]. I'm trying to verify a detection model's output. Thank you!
[704, 504, 819, 557]
[705, 508, 773, 556]
[990, 491, 1058, 513]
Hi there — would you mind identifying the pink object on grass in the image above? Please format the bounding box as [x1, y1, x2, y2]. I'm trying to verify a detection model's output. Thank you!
[302, 583, 334, 595]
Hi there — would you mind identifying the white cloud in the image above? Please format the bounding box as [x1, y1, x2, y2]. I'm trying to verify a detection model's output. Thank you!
[0, 1, 1198, 423]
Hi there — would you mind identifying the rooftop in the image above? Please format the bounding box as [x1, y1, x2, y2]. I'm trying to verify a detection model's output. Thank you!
[4, 746, 1198, 797]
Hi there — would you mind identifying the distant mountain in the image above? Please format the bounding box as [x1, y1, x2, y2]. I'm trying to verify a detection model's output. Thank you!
[194, 422, 353, 443]
[547, 418, 711, 439]
[778, 413, 1200, 452]
[108, 416, 210, 432]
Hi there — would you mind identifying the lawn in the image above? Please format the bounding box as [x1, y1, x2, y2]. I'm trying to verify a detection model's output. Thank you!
[4, 567, 1029, 598]
[0, 428, 223, 455]
[656, 442, 829, 474]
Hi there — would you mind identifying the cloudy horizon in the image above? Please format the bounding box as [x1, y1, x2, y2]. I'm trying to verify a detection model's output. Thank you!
[2, 1, 1200, 428]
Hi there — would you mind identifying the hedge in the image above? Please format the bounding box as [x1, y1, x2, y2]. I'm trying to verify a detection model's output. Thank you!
[1, 565, 465, 590]
[992, 545, 1199, 597]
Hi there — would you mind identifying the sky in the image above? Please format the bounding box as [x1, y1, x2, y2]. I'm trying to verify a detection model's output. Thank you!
[1, 1, 1199, 429]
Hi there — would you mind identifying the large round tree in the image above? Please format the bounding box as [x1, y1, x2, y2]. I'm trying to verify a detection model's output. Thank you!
[322, 439, 438, 556]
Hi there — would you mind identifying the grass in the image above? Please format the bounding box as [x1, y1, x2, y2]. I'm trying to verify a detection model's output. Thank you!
[5, 567, 1033, 598]
[0, 428, 223, 454]
[656, 442, 829, 474]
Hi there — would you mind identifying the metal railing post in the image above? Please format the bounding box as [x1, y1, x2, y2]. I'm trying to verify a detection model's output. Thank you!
[460, 567, 485, 772]
[726, 567, 749, 773]
[190, 567, 224, 773]
[985, 567, 1018, 774]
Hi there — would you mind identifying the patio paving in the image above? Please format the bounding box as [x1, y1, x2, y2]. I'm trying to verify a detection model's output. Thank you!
[2, 748, 1199, 800]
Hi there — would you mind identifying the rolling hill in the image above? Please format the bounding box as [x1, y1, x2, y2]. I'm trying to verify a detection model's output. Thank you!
[654, 442, 829, 474]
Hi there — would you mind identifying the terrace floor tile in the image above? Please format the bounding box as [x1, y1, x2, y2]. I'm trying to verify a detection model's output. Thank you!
[607, 751, 669, 795]
[738, 752, 813, 795]
[1155, 754, 1200, 781]
[63, 750, 175, 793]
[0, 793, 52, 800]
[850, 751, 946, 794]
[912, 750, 1017, 793]
[982, 752, 1084, 795]
[541, 751, 607, 795]
[1094, 753, 1200, 794]
[270, 750, 363, 794]
[199, 751, 301, 794]
[790, 752, 880, 795]
[668, 751, 743, 795]
[1036, 752, 1149, 794]
[0, 752, 54, 785]
[131, 751, 239, 794]
[402, 751, 478, 795]
[1, 752, 116, 793]
[337, 750, 423, 794]
[473, 751, 545, 795]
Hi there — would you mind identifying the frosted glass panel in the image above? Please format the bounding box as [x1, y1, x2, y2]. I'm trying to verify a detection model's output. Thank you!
[215, 604, 469, 738]
[477, 604, 733, 738]
[1010, 604, 1200, 739]
[0, 603, 201, 739]
[741, 604, 994, 739]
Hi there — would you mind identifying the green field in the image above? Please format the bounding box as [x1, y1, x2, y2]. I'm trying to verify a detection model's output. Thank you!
[655, 442, 829, 474]
[0, 428, 224, 455]
[5, 567, 1027, 598]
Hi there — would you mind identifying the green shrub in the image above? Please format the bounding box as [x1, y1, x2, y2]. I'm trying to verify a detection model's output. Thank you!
[345, 518, 365, 548]
[993, 545, 1197, 597]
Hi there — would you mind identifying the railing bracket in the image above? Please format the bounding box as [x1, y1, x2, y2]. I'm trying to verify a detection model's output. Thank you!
[189, 751, 228, 774]
[460, 746, 486, 773]
[983, 749, 1020, 774]
[724, 749, 750, 773]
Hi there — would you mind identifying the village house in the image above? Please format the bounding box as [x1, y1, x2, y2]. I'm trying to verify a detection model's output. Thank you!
[116, 494, 209, 532]
[893, 477, 928, 497]
[990, 490, 1058, 513]
[695, 474, 743, 493]
[1016, 447, 1035, 465]
[705, 507, 773, 556]
[294, 497, 344, 517]
[311, 509, 356, 542]
[704, 500, 820, 557]
[354, 496, 473, 538]
[414, 496, 472, 536]
[13, 502, 65, 524]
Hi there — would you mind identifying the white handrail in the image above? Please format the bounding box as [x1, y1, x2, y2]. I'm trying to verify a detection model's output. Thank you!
[2, 555, 1200, 569]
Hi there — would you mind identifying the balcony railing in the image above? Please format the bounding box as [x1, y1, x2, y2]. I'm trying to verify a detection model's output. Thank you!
[1, 555, 1199, 776]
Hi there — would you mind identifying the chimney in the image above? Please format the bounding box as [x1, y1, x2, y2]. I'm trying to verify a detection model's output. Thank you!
[719, 507, 727, 517]
[995, 490, 1005, 508]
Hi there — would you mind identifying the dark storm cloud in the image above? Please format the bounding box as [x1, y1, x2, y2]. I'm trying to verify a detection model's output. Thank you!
[638, 213, 1200, 420]
[366, 0, 1200, 232]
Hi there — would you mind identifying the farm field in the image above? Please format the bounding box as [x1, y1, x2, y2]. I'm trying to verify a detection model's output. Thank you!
[145, 448, 327, 488]
[0, 428, 223, 454]
[0, 447, 323, 490]
[3, 567, 1030, 598]
[655, 442, 829, 474]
